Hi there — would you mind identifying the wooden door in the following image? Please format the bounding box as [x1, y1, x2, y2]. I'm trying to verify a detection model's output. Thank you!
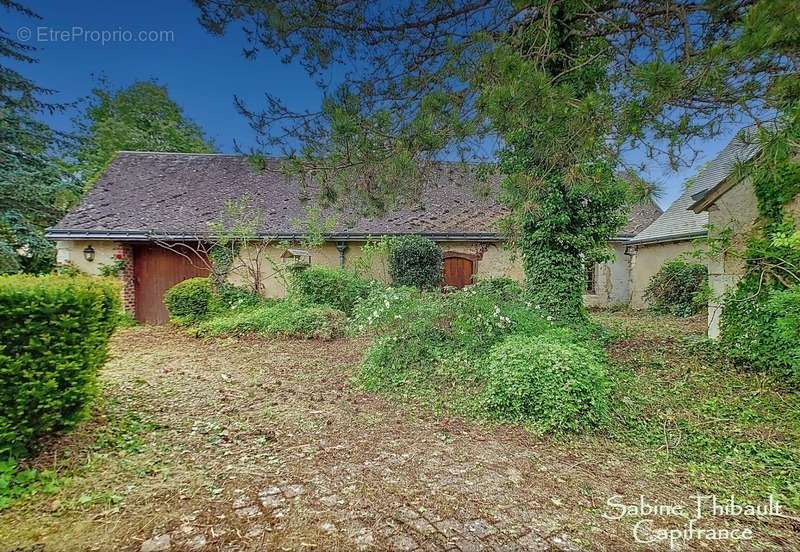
[443, 256, 475, 289]
[133, 245, 209, 324]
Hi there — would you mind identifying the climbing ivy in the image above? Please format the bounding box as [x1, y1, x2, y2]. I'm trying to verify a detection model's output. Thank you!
[720, 103, 800, 380]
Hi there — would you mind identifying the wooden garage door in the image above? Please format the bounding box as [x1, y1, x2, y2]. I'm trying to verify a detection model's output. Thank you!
[443, 256, 475, 289]
[133, 245, 209, 324]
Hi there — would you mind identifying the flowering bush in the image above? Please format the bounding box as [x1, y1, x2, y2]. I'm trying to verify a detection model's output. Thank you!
[355, 283, 602, 433]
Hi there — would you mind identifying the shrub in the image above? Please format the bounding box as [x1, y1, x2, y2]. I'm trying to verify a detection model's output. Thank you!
[350, 286, 442, 334]
[195, 300, 345, 340]
[0, 275, 119, 456]
[290, 266, 373, 314]
[164, 277, 213, 323]
[482, 334, 609, 432]
[360, 321, 447, 392]
[468, 277, 523, 301]
[210, 282, 263, 312]
[356, 284, 560, 401]
[644, 260, 708, 316]
[721, 283, 800, 382]
[388, 235, 442, 289]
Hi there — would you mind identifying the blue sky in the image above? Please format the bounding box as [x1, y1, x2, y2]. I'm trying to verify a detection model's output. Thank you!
[8, 0, 742, 210]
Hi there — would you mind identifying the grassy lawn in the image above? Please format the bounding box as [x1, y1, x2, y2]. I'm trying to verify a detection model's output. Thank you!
[1, 311, 798, 551]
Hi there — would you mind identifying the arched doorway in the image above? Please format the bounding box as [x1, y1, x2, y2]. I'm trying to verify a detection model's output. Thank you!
[442, 252, 477, 289]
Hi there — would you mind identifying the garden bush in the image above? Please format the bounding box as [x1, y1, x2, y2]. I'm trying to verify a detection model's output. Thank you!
[210, 281, 263, 312]
[360, 320, 448, 392]
[0, 275, 119, 456]
[164, 278, 261, 323]
[644, 260, 708, 316]
[482, 334, 609, 432]
[290, 266, 373, 314]
[194, 299, 345, 340]
[388, 235, 442, 289]
[164, 277, 213, 323]
[350, 286, 443, 334]
[468, 277, 523, 302]
[721, 283, 800, 383]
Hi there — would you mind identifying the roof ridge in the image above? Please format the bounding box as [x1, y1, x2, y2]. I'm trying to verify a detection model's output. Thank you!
[116, 150, 242, 157]
[114, 150, 495, 166]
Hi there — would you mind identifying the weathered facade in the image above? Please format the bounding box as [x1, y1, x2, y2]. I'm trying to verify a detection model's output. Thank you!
[626, 130, 763, 336]
[48, 151, 661, 323]
[689, 170, 799, 338]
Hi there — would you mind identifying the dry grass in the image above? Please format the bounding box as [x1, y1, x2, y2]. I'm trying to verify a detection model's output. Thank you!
[1, 319, 798, 551]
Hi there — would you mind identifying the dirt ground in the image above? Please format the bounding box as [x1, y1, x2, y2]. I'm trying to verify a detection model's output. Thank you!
[1, 319, 798, 551]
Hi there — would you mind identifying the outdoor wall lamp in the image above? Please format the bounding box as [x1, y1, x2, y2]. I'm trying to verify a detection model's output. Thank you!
[83, 245, 96, 262]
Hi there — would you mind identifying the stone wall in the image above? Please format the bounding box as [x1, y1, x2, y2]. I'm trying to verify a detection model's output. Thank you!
[705, 179, 760, 338]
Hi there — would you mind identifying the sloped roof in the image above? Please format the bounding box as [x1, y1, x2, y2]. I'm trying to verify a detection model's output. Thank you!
[49, 152, 661, 241]
[632, 132, 760, 244]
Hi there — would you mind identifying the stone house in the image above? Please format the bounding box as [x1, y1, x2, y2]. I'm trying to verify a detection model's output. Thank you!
[626, 133, 761, 314]
[688, 137, 797, 338]
[47, 151, 661, 323]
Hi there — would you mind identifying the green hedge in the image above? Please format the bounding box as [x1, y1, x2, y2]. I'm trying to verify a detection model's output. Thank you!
[482, 333, 609, 432]
[290, 266, 372, 314]
[164, 277, 213, 323]
[0, 275, 120, 456]
[388, 235, 442, 289]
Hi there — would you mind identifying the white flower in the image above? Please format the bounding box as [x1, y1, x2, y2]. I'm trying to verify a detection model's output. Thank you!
[546, 315, 553, 321]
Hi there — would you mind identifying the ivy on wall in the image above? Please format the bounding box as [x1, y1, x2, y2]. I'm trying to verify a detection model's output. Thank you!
[720, 103, 800, 382]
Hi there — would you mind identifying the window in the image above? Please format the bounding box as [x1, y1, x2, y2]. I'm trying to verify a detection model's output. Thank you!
[586, 264, 597, 294]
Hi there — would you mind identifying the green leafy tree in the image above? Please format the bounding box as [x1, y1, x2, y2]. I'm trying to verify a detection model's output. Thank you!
[0, 1, 80, 273]
[195, 0, 796, 321]
[74, 80, 214, 187]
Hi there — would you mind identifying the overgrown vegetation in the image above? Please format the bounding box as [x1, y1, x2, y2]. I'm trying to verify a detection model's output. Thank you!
[194, 300, 345, 340]
[719, 108, 799, 381]
[722, 280, 800, 383]
[0, 275, 119, 456]
[387, 235, 442, 290]
[483, 334, 609, 432]
[644, 260, 708, 317]
[164, 272, 347, 340]
[290, 266, 373, 314]
[355, 280, 609, 432]
[596, 311, 800, 511]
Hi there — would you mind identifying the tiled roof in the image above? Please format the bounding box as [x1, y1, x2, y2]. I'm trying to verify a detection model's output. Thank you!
[49, 152, 661, 240]
[632, 131, 760, 244]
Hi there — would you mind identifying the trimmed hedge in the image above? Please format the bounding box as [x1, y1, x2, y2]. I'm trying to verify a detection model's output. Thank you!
[482, 333, 609, 432]
[0, 275, 120, 455]
[388, 235, 443, 289]
[164, 277, 213, 323]
[290, 266, 372, 314]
